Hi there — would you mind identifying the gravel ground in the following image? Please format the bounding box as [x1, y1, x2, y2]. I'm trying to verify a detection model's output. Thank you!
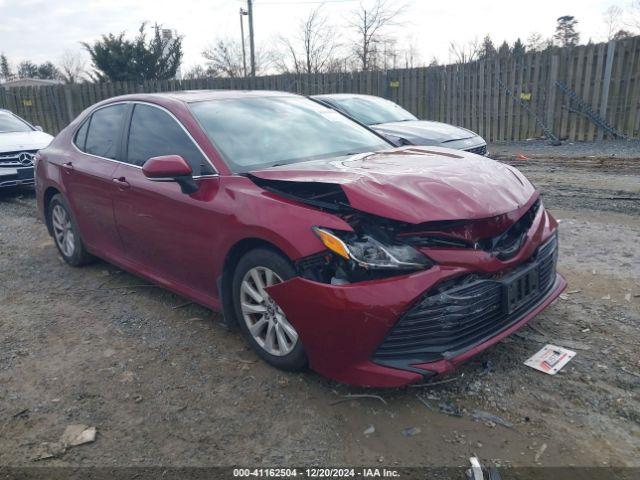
[0, 150, 639, 469]
[490, 139, 640, 160]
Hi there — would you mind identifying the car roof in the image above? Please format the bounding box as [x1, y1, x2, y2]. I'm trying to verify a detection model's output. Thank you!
[104, 89, 300, 104]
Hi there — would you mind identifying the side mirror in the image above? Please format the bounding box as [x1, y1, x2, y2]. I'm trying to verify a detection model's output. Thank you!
[142, 155, 198, 194]
[35, 125, 43, 131]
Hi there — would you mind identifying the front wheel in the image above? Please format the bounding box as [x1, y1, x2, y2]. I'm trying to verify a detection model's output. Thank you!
[232, 248, 307, 371]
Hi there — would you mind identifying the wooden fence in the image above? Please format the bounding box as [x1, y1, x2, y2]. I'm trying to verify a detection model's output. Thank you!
[2, 36, 640, 141]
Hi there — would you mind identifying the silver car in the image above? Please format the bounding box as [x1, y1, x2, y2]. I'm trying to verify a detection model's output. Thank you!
[312, 94, 488, 156]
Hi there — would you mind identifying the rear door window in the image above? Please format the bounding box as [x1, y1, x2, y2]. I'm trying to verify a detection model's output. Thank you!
[126, 104, 213, 175]
[84, 104, 127, 160]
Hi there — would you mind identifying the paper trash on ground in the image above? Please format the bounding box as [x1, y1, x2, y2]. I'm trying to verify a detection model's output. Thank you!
[525, 344, 576, 375]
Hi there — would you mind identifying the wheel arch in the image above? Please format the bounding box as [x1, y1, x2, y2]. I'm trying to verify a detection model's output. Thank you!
[43, 186, 62, 236]
[218, 237, 292, 329]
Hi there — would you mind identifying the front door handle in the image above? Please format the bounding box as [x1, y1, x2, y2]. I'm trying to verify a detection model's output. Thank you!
[62, 162, 74, 173]
[112, 177, 130, 189]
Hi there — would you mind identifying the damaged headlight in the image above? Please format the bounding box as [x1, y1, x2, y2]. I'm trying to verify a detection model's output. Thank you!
[312, 227, 432, 270]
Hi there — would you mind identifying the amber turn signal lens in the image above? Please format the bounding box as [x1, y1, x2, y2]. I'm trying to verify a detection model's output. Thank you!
[312, 227, 350, 260]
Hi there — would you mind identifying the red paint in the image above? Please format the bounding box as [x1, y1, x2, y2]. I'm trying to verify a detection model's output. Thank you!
[36, 91, 565, 388]
[142, 155, 192, 178]
[250, 146, 536, 224]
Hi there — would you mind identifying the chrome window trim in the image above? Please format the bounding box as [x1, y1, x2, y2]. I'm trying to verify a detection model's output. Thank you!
[70, 100, 219, 178]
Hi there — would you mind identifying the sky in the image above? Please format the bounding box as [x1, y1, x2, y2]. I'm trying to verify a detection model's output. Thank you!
[0, 0, 636, 74]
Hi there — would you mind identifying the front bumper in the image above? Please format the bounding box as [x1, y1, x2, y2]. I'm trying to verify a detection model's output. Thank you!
[267, 208, 565, 387]
[0, 166, 35, 188]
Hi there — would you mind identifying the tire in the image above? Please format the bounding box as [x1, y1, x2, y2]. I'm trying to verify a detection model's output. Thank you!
[48, 194, 94, 267]
[232, 248, 307, 371]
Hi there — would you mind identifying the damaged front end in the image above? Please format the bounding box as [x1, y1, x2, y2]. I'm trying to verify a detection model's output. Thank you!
[252, 173, 543, 286]
[250, 171, 564, 386]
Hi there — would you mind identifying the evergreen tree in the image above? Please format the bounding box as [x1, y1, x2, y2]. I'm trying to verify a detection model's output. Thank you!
[83, 23, 183, 82]
[16, 60, 60, 80]
[36, 61, 61, 80]
[512, 38, 526, 57]
[0, 54, 12, 81]
[17, 61, 38, 79]
[497, 41, 511, 57]
[554, 16, 580, 47]
[479, 35, 497, 59]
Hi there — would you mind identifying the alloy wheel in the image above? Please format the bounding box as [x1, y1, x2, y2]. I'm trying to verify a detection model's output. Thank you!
[240, 266, 299, 356]
[51, 204, 75, 257]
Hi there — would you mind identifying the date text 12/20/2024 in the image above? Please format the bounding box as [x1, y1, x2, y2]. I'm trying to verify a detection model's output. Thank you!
[233, 468, 400, 478]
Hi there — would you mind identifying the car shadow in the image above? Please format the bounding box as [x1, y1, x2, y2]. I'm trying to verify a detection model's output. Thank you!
[0, 185, 36, 201]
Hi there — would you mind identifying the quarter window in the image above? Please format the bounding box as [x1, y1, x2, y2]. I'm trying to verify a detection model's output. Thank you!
[74, 119, 90, 151]
[84, 104, 127, 159]
[126, 104, 213, 175]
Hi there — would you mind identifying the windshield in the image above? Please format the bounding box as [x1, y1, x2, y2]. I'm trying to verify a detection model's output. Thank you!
[0, 111, 33, 133]
[189, 96, 390, 173]
[329, 96, 417, 125]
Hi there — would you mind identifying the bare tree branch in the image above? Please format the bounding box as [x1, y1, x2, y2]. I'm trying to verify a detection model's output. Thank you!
[603, 5, 623, 40]
[202, 38, 272, 78]
[58, 50, 86, 84]
[448, 38, 481, 64]
[278, 7, 340, 74]
[347, 0, 404, 71]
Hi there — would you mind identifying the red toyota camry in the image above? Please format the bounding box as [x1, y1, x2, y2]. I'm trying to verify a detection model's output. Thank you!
[35, 91, 566, 387]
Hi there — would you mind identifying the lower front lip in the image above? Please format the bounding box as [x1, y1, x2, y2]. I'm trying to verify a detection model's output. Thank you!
[266, 261, 566, 388]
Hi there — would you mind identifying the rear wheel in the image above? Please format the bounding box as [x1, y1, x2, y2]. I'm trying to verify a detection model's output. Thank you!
[232, 248, 307, 371]
[48, 194, 93, 266]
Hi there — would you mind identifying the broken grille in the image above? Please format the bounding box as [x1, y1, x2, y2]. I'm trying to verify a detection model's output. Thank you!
[373, 234, 558, 366]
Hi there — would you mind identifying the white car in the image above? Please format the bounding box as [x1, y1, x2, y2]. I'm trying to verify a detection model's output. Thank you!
[0, 109, 53, 189]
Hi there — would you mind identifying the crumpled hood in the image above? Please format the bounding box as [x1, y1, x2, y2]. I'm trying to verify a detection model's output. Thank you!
[0, 130, 53, 152]
[249, 146, 536, 224]
[373, 120, 477, 145]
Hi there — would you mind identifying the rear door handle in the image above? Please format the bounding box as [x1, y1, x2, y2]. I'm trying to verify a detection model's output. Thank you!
[112, 177, 130, 189]
[62, 162, 74, 172]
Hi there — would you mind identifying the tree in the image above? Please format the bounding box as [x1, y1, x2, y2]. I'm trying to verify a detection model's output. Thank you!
[202, 39, 243, 78]
[202, 38, 271, 78]
[0, 54, 13, 81]
[402, 40, 421, 69]
[554, 16, 580, 47]
[347, 0, 403, 71]
[36, 62, 61, 80]
[279, 7, 339, 74]
[183, 65, 216, 80]
[17, 61, 38, 79]
[83, 23, 183, 82]
[479, 35, 496, 59]
[613, 29, 633, 40]
[497, 40, 511, 57]
[512, 38, 526, 57]
[526, 32, 553, 51]
[603, 6, 623, 40]
[59, 51, 86, 84]
[449, 38, 481, 64]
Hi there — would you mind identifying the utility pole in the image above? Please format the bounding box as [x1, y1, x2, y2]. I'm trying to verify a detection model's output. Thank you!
[239, 8, 248, 77]
[247, 0, 256, 77]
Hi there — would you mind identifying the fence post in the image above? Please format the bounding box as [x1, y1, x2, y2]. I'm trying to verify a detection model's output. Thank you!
[64, 86, 75, 124]
[545, 54, 560, 139]
[597, 40, 616, 141]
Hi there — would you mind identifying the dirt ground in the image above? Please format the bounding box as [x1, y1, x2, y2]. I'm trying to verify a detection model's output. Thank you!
[0, 144, 639, 469]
